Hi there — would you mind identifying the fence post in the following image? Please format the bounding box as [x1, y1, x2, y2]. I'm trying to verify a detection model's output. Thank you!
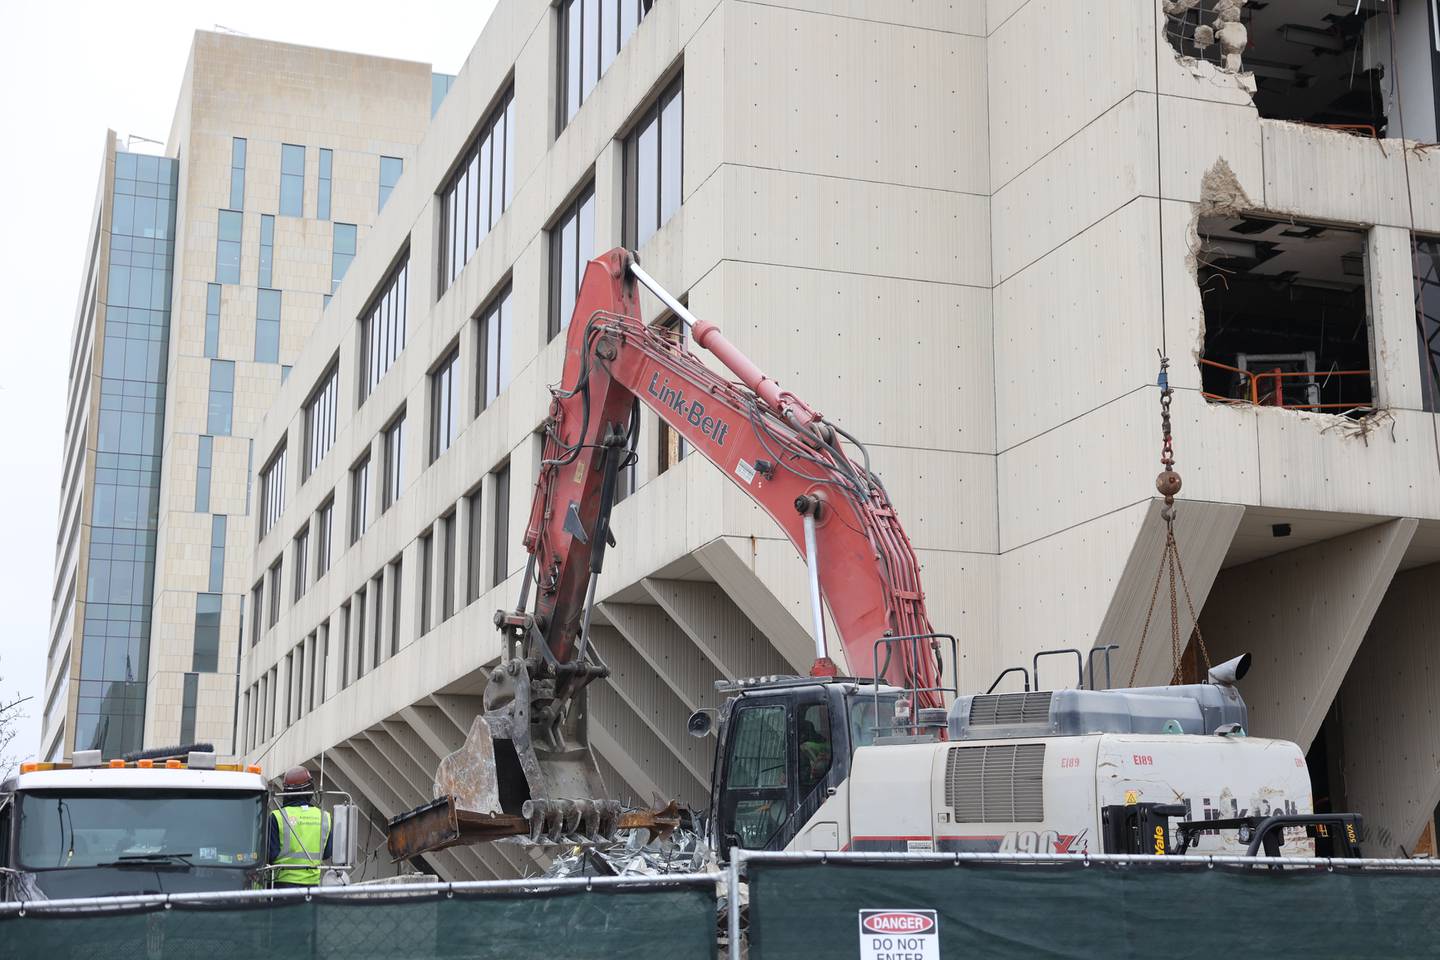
[728, 854, 743, 960]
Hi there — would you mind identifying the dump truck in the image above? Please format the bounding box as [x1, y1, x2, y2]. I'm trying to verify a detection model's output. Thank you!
[1, 746, 359, 900]
[387, 248, 1359, 865]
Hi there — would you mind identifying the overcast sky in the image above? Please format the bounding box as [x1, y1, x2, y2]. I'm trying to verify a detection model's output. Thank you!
[0, 1, 498, 768]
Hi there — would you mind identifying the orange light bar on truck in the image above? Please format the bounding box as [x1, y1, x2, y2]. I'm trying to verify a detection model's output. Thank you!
[137, 759, 154, 768]
[109, 760, 125, 768]
[246, 765, 262, 774]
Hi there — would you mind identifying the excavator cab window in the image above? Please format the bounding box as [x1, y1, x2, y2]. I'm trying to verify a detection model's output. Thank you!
[719, 704, 789, 851]
[797, 703, 832, 798]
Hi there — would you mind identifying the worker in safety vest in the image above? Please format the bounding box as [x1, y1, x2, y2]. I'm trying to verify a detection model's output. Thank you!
[266, 766, 333, 887]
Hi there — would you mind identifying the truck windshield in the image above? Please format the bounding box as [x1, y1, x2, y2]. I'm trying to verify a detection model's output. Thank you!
[17, 789, 264, 870]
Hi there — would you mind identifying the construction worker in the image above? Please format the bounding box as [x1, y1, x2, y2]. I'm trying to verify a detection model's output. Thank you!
[266, 766, 332, 887]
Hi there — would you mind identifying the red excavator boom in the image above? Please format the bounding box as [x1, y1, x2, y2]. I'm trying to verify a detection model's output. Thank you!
[388, 248, 947, 856]
[516, 248, 943, 700]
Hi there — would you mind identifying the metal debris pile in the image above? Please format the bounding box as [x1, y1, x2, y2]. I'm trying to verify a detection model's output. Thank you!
[543, 822, 714, 878]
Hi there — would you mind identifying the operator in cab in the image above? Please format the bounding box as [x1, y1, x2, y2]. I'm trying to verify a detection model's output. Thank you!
[266, 766, 332, 887]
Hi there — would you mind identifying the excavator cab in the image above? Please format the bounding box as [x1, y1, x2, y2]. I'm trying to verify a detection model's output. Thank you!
[702, 678, 906, 860]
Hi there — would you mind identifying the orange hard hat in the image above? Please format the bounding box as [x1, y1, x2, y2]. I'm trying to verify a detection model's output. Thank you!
[282, 766, 314, 791]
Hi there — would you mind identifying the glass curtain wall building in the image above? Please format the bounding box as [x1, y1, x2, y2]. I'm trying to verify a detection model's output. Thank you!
[77, 151, 178, 756]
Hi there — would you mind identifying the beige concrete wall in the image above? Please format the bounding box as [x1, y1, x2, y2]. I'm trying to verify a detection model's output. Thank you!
[146, 32, 432, 752]
[224, 0, 1440, 874]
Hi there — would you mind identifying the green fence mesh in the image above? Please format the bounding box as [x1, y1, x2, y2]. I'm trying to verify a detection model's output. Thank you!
[748, 860, 1440, 960]
[0, 884, 716, 960]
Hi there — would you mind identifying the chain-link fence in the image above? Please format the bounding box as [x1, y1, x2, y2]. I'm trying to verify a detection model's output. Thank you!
[0, 875, 720, 960]
[8, 853, 1440, 959]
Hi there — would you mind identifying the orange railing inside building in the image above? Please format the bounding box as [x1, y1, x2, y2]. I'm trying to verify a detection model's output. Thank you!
[1198, 358, 1373, 412]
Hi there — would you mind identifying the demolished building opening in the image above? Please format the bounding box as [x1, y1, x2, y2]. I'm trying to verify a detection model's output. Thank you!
[1165, 0, 1440, 139]
[1197, 215, 1375, 414]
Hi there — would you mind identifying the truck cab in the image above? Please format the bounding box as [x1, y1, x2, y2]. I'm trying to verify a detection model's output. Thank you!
[0, 752, 269, 900]
[702, 676, 907, 859]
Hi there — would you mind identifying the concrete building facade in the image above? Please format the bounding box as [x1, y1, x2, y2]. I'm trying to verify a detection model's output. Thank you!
[43, 33, 438, 762]
[240, 0, 1440, 880]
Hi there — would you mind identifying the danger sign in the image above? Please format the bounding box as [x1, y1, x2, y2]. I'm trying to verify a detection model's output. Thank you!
[858, 909, 940, 960]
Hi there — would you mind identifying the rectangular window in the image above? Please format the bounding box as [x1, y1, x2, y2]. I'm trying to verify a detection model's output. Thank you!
[259, 442, 286, 538]
[623, 75, 683, 249]
[195, 435, 213, 512]
[441, 512, 457, 621]
[350, 453, 371, 544]
[379, 156, 403, 210]
[318, 148, 333, 221]
[558, 0, 653, 129]
[209, 514, 227, 592]
[293, 525, 309, 601]
[180, 673, 199, 744]
[359, 256, 409, 402]
[267, 557, 283, 627]
[229, 138, 246, 209]
[354, 585, 368, 680]
[390, 558, 403, 655]
[207, 360, 235, 435]
[339, 602, 351, 689]
[259, 214, 275, 288]
[317, 622, 329, 705]
[255, 287, 281, 363]
[548, 183, 596, 339]
[204, 283, 221, 358]
[430, 347, 460, 461]
[316, 496, 334, 578]
[466, 486, 484, 603]
[280, 143, 305, 217]
[420, 529, 434, 635]
[303, 362, 339, 479]
[437, 87, 514, 295]
[382, 411, 405, 511]
[216, 210, 242, 284]
[372, 571, 385, 667]
[492, 464, 510, 588]
[250, 580, 264, 646]
[332, 223, 357, 292]
[477, 285, 514, 412]
[193, 593, 221, 672]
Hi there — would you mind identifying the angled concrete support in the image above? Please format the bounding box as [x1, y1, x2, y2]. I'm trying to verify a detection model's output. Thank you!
[1336, 564, 1440, 857]
[643, 575, 792, 681]
[1205, 518, 1417, 749]
[587, 624, 713, 787]
[693, 538, 814, 671]
[599, 601, 726, 711]
[587, 680, 706, 807]
[1097, 500, 1245, 689]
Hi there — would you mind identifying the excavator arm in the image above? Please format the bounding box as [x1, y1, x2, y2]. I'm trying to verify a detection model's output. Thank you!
[388, 248, 944, 856]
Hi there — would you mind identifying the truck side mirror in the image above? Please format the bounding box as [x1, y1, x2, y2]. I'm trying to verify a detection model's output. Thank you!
[686, 710, 714, 738]
[330, 803, 360, 869]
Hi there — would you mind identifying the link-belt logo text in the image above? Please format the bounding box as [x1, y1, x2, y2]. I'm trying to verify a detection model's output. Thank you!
[647, 373, 731, 445]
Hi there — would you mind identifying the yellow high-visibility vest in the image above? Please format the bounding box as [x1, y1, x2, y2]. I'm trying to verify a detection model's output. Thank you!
[271, 805, 330, 885]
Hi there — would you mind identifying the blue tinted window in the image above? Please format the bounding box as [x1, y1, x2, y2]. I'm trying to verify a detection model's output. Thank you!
[379, 156, 403, 211]
[207, 360, 235, 435]
[259, 214, 275, 288]
[318, 148, 332, 221]
[209, 515, 227, 592]
[256, 288, 281, 363]
[195, 435, 213, 513]
[431, 74, 455, 117]
[180, 673, 199, 743]
[193, 593, 222, 672]
[332, 223, 356, 292]
[216, 210, 242, 284]
[230, 137, 246, 209]
[280, 144, 305, 216]
[204, 283, 221, 358]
